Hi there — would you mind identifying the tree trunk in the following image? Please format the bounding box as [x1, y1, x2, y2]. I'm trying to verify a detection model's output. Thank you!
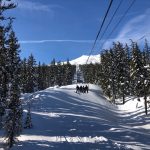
[123, 93, 125, 104]
[144, 95, 148, 115]
[9, 114, 15, 148]
[0, 116, 2, 129]
[9, 131, 14, 148]
[144, 85, 148, 115]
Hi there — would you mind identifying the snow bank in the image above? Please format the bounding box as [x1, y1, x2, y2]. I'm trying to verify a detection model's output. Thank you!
[18, 135, 108, 143]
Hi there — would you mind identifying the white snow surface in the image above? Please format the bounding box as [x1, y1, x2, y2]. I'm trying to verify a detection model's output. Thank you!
[0, 84, 150, 150]
[69, 55, 100, 65]
[63, 54, 100, 65]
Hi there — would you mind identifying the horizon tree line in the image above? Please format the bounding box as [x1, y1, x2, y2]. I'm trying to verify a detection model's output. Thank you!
[20, 56, 76, 93]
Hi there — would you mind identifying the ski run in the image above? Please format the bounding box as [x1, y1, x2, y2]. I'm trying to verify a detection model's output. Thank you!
[1, 84, 149, 150]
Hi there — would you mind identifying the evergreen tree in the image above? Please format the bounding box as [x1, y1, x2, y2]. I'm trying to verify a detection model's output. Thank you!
[124, 44, 131, 95]
[100, 50, 113, 99]
[81, 63, 101, 85]
[143, 39, 150, 66]
[37, 62, 43, 90]
[20, 58, 28, 93]
[4, 27, 22, 148]
[0, 0, 16, 129]
[113, 42, 129, 104]
[24, 103, 32, 129]
[109, 48, 117, 102]
[55, 61, 63, 86]
[142, 65, 150, 115]
[64, 60, 75, 85]
[37, 63, 49, 90]
[26, 54, 37, 93]
[0, 25, 8, 127]
[94, 63, 102, 85]
[49, 59, 57, 86]
[130, 42, 144, 97]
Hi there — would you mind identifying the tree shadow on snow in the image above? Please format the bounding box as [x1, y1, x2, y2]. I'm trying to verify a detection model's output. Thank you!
[17, 88, 150, 150]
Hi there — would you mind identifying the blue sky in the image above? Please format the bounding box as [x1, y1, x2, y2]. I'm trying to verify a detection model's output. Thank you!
[8, 0, 150, 64]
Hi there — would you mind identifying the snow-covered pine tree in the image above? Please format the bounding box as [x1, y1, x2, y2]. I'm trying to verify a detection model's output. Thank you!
[113, 42, 129, 104]
[26, 54, 37, 93]
[143, 39, 150, 66]
[140, 40, 150, 114]
[100, 50, 113, 99]
[37, 63, 49, 90]
[43, 64, 50, 88]
[142, 64, 150, 115]
[94, 63, 102, 85]
[130, 42, 144, 97]
[124, 44, 131, 95]
[89, 64, 97, 83]
[37, 62, 43, 90]
[49, 59, 57, 86]
[4, 25, 22, 148]
[109, 48, 117, 103]
[0, 25, 8, 128]
[0, 0, 16, 129]
[20, 58, 28, 93]
[99, 52, 107, 95]
[24, 103, 32, 129]
[80, 64, 88, 83]
[56, 61, 63, 86]
[80, 64, 96, 84]
[63, 59, 74, 85]
[99, 42, 131, 104]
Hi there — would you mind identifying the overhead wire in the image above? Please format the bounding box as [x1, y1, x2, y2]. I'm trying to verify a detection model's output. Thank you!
[137, 33, 150, 41]
[99, 0, 136, 52]
[86, 0, 114, 64]
[91, 0, 123, 54]
[99, 0, 123, 42]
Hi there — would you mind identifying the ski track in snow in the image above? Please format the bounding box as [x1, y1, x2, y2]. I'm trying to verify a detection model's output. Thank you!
[0, 84, 150, 150]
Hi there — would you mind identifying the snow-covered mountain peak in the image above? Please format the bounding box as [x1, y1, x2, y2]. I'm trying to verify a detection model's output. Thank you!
[67, 54, 100, 65]
[49, 54, 100, 66]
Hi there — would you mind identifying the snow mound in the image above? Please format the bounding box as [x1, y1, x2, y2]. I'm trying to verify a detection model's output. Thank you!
[18, 135, 108, 143]
[118, 97, 146, 112]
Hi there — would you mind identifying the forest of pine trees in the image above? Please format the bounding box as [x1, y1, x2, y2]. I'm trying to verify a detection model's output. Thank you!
[20, 56, 76, 93]
[81, 41, 150, 115]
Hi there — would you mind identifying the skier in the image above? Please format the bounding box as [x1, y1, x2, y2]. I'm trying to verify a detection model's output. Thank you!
[85, 85, 89, 93]
[82, 86, 85, 93]
[79, 86, 83, 93]
[76, 85, 79, 93]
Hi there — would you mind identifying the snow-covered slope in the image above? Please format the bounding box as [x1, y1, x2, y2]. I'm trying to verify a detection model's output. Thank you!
[68, 54, 100, 65]
[49, 54, 100, 66]
[0, 84, 150, 150]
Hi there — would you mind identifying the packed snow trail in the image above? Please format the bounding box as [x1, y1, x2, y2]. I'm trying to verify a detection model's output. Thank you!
[8, 84, 150, 150]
